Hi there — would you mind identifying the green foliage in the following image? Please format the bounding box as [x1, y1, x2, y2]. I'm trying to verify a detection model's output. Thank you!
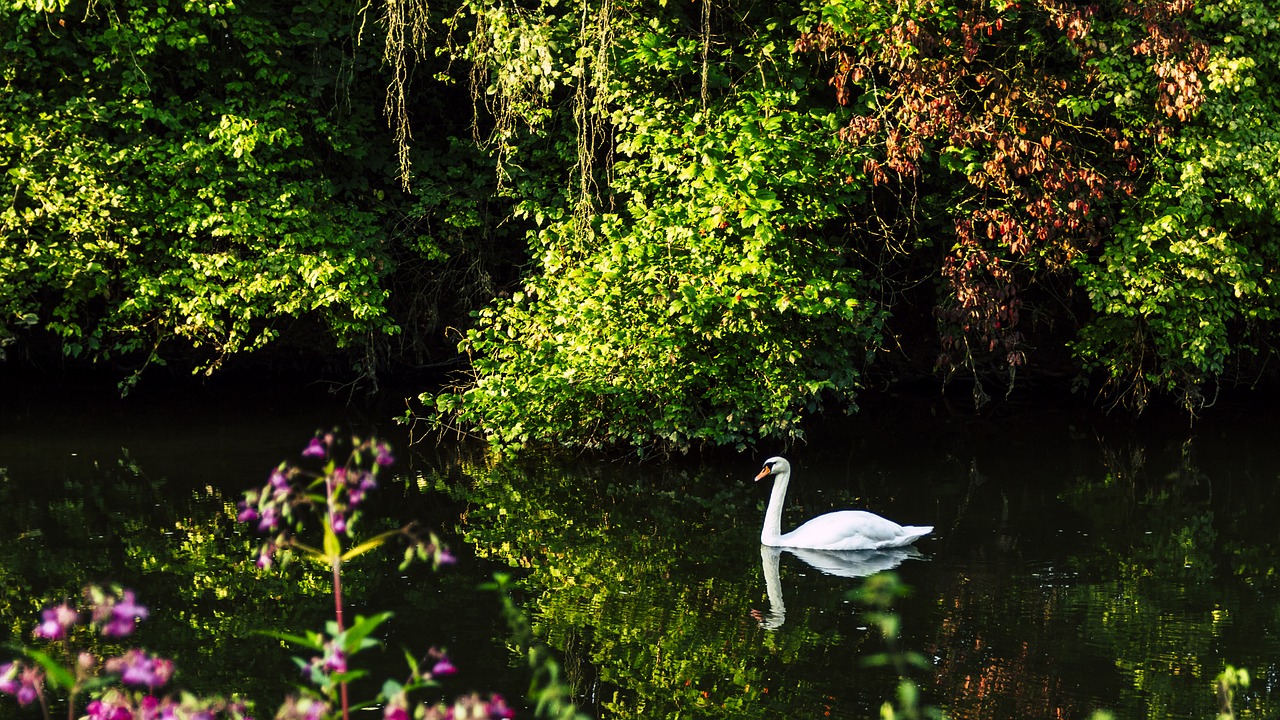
[422, 0, 884, 453]
[0, 0, 408, 384]
[11, 0, 1280, 440]
[1074, 1, 1280, 411]
[0, 0, 517, 388]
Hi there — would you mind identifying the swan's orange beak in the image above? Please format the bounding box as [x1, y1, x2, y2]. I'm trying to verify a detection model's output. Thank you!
[754, 466, 772, 482]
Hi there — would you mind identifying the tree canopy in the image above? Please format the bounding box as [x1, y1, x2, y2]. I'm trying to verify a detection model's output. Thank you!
[5, 0, 1280, 451]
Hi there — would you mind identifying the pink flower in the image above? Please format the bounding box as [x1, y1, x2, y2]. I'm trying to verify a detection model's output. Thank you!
[374, 443, 395, 467]
[256, 542, 277, 569]
[95, 589, 149, 637]
[106, 649, 174, 689]
[86, 697, 134, 720]
[0, 664, 44, 707]
[302, 438, 327, 458]
[321, 644, 347, 674]
[486, 694, 515, 719]
[258, 506, 280, 533]
[34, 602, 79, 640]
[0, 662, 21, 696]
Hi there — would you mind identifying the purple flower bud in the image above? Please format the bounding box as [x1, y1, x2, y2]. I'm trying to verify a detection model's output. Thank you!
[99, 590, 148, 637]
[0, 662, 20, 695]
[87, 698, 133, 720]
[437, 549, 457, 566]
[331, 513, 347, 534]
[302, 438, 327, 458]
[13, 668, 39, 707]
[384, 705, 409, 720]
[323, 646, 346, 674]
[486, 694, 515, 719]
[107, 649, 173, 689]
[237, 505, 260, 524]
[430, 657, 457, 676]
[270, 469, 290, 490]
[34, 617, 62, 640]
[34, 603, 78, 640]
[258, 506, 279, 533]
[257, 543, 276, 569]
[375, 443, 395, 467]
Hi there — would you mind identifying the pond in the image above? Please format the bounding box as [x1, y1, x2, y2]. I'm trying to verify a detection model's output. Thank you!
[2, 380, 1279, 720]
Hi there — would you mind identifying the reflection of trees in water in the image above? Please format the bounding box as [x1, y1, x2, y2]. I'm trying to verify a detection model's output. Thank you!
[928, 566, 1093, 719]
[926, 428, 1278, 720]
[448, 436, 1280, 720]
[452, 458, 903, 719]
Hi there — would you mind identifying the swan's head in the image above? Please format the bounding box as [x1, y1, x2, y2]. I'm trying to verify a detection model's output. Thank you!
[755, 456, 790, 482]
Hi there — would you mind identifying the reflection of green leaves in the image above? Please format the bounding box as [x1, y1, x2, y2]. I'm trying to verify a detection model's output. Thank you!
[455, 458, 893, 719]
[0, 450, 333, 705]
[484, 573, 588, 720]
[1051, 457, 1275, 719]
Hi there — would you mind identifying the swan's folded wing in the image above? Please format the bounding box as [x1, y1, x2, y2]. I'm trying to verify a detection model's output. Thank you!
[781, 510, 922, 550]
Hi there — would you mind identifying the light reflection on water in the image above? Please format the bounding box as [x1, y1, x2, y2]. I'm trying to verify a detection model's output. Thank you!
[1, 385, 1279, 719]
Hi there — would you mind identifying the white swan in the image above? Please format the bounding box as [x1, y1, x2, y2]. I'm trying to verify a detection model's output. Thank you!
[754, 457, 932, 550]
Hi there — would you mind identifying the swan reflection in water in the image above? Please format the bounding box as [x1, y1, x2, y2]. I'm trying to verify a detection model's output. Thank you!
[753, 544, 924, 629]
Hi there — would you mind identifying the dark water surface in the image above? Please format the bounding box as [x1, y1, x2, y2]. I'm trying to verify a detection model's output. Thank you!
[2, 380, 1278, 719]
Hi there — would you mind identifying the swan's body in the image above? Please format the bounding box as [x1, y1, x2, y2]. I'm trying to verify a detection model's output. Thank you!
[755, 457, 932, 551]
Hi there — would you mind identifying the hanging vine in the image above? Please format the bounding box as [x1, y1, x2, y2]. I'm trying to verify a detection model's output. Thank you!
[361, 0, 431, 191]
[571, 0, 615, 227]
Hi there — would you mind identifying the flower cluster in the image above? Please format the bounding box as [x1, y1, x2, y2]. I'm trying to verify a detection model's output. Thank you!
[415, 693, 515, 720]
[0, 662, 41, 706]
[236, 433, 396, 569]
[85, 689, 249, 720]
[236, 433, 454, 572]
[307, 640, 347, 678]
[34, 602, 79, 640]
[275, 695, 330, 720]
[0, 585, 248, 720]
[106, 650, 174, 690]
[381, 683, 514, 720]
[0, 432, 535, 720]
[89, 587, 150, 637]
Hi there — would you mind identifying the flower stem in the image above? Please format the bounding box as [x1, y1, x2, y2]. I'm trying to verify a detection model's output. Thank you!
[333, 557, 348, 720]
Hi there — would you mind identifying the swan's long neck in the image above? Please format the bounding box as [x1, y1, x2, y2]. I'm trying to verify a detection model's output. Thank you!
[761, 471, 790, 545]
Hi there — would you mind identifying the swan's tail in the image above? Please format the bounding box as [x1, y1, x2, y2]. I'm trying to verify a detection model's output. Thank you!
[896, 526, 933, 545]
